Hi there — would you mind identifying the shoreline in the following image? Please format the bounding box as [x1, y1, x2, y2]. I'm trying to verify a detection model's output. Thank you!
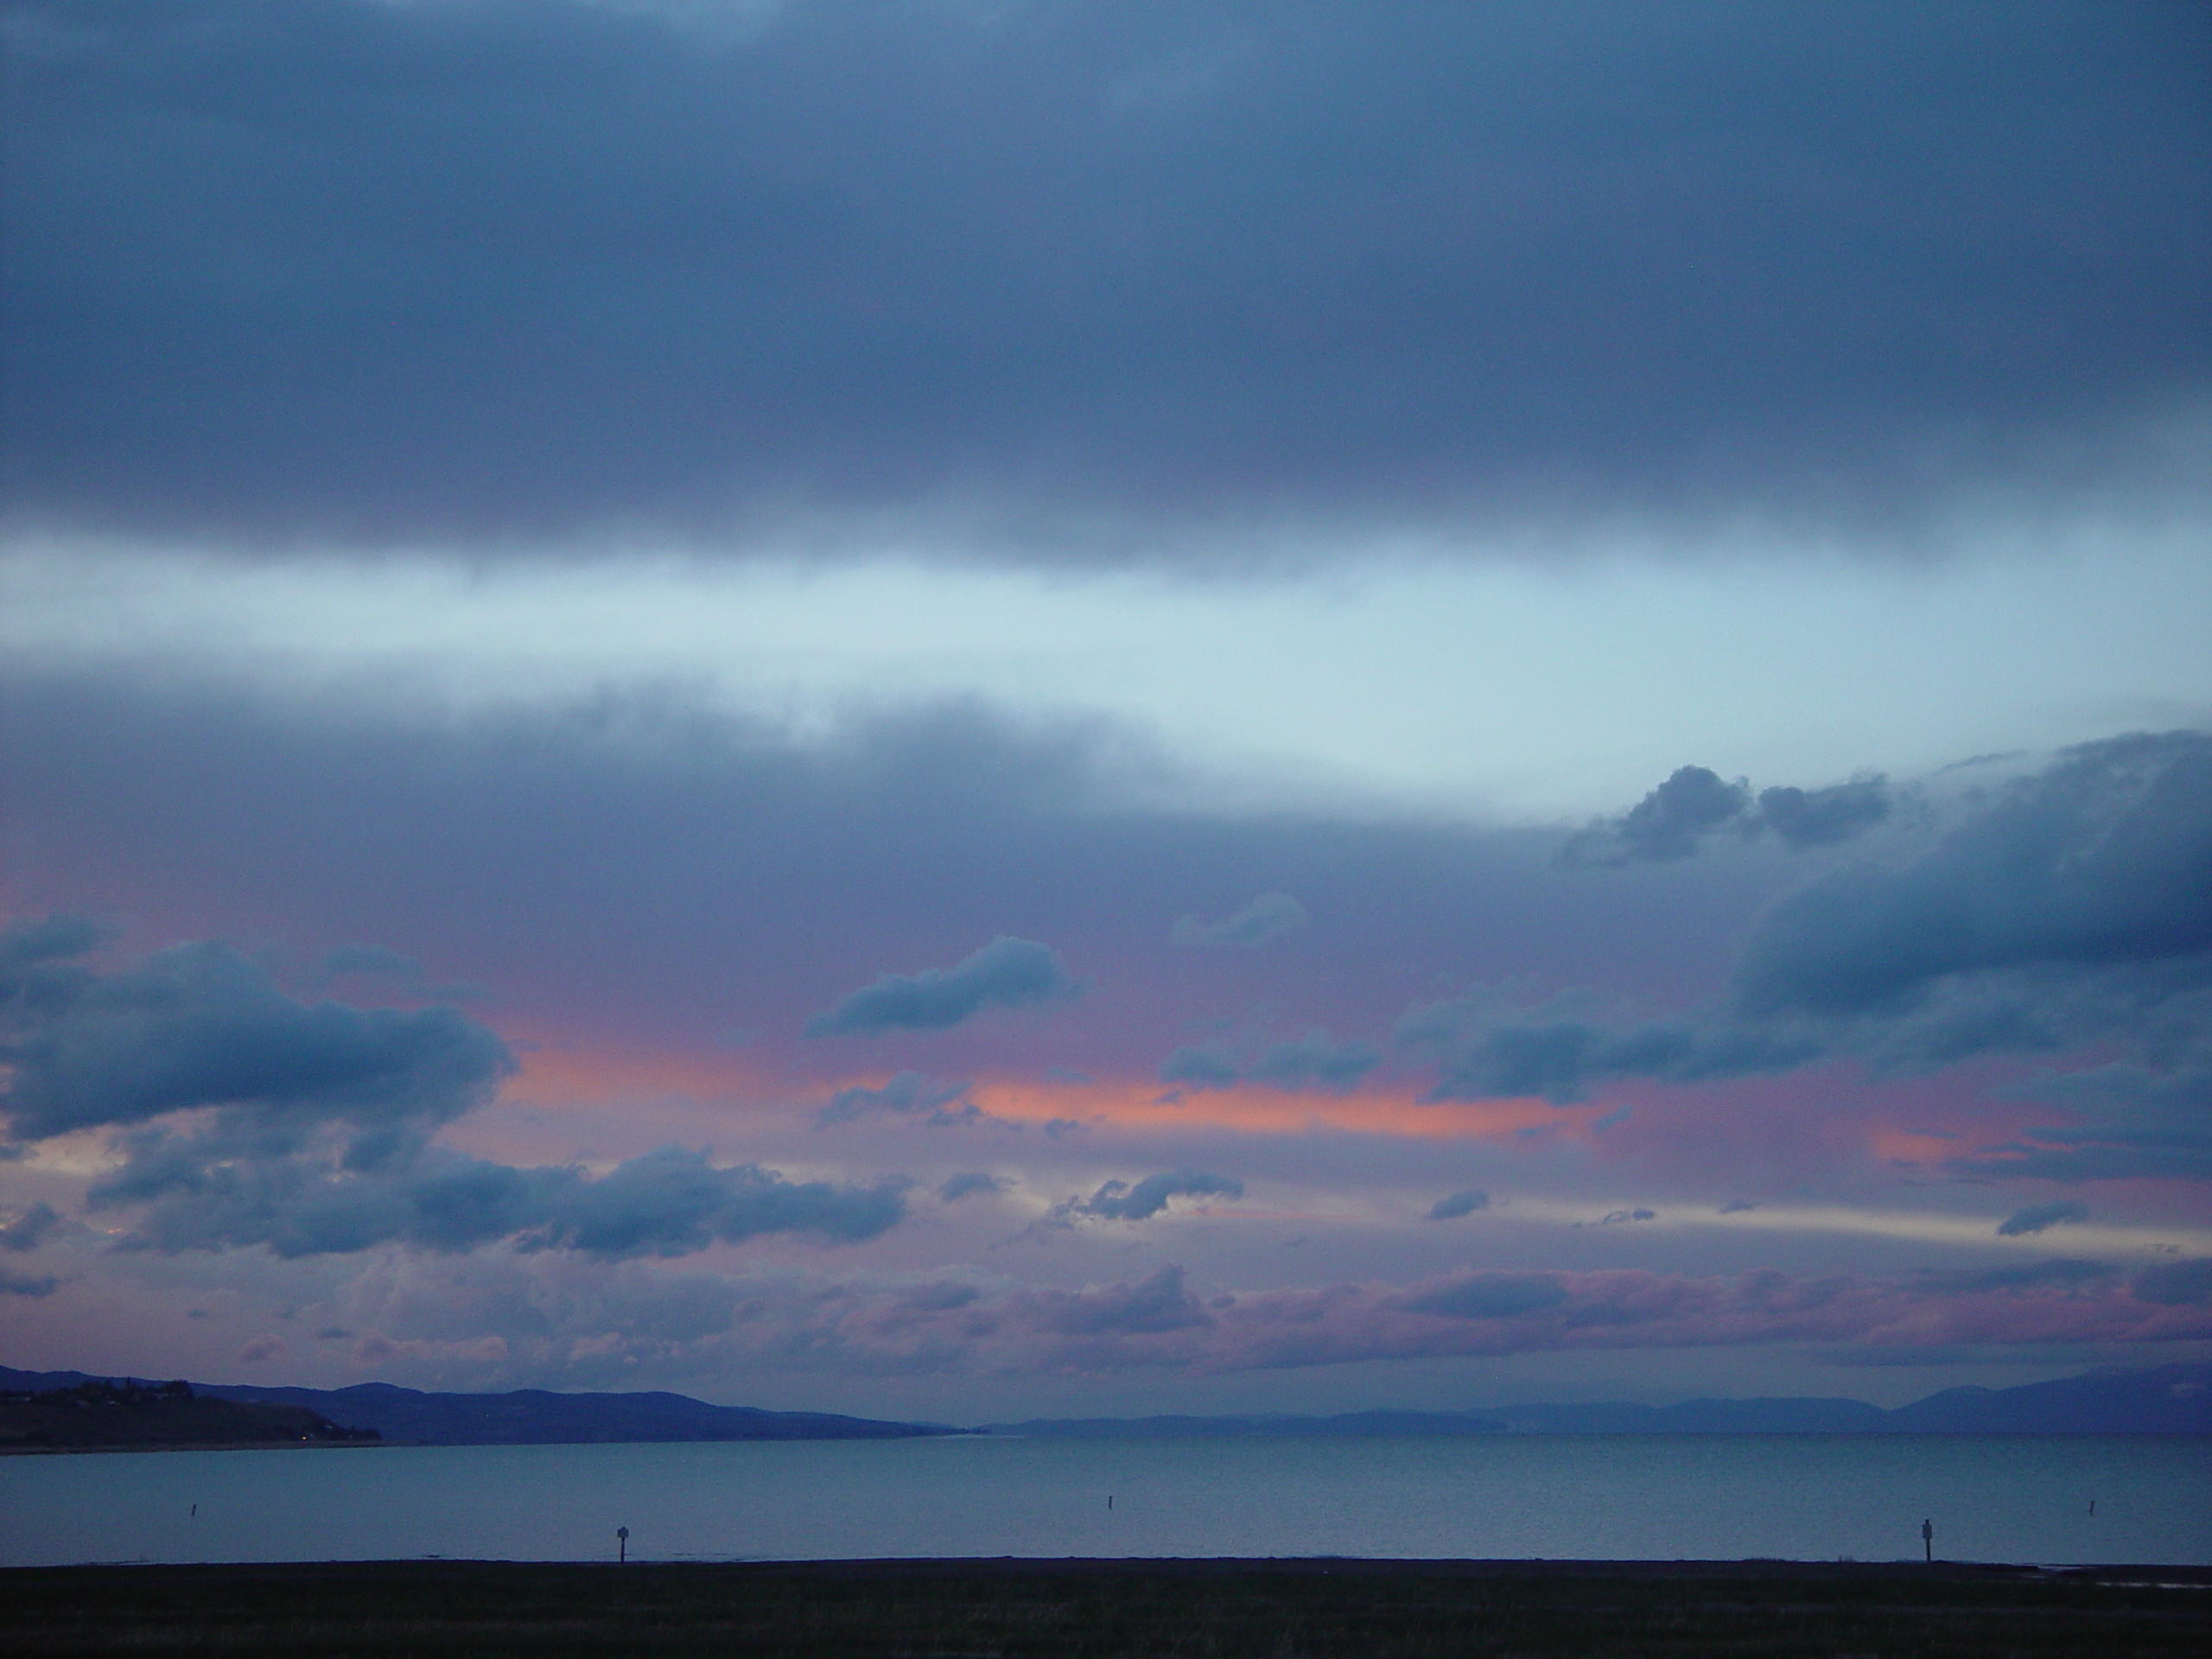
[12, 1557, 2209, 1657]
[0, 1440, 387, 1457]
[14, 1555, 2212, 1580]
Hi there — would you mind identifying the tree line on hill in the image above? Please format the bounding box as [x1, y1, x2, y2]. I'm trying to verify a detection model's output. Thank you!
[0, 1376, 380, 1452]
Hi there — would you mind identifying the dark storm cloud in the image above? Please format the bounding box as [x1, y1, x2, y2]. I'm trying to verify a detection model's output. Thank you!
[1170, 892, 1308, 950]
[1996, 1200, 2090, 1236]
[1425, 1189, 1488, 1222]
[1073, 1169, 1243, 1223]
[1560, 766, 1896, 867]
[0, 926, 513, 1148]
[4, 1, 2204, 556]
[805, 938, 1079, 1038]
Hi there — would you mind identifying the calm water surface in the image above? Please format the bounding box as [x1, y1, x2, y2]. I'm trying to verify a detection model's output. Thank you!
[3, 1435, 2206, 1567]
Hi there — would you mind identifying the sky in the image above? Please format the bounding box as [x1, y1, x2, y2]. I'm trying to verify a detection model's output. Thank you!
[2, 0, 2209, 1422]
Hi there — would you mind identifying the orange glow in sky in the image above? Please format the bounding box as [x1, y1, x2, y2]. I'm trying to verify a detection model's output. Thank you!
[504, 1041, 1579, 1143]
[963, 1076, 1577, 1140]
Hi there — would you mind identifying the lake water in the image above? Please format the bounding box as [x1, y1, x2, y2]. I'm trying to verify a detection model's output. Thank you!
[3, 1435, 2206, 1568]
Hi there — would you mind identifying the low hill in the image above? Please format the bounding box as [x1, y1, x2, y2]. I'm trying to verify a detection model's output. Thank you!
[1883, 1365, 2212, 1433]
[195, 1382, 963, 1446]
[0, 1378, 379, 1452]
[0, 1372, 963, 1446]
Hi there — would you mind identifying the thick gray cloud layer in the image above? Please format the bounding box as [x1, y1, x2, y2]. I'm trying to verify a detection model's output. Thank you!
[806, 937, 1078, 1038]
[4, 1, 2204, 555]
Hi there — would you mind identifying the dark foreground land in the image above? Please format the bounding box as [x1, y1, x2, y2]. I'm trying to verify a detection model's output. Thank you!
[8, 1559, 2211, 1658]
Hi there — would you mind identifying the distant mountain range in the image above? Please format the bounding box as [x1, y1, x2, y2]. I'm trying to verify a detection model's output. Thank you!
[3, 1362, 2202, 1446]
[986, 1365, 2212, 1438]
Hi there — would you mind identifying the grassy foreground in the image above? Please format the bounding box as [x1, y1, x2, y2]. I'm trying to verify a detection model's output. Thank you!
[7, 1558, 2210, 1658]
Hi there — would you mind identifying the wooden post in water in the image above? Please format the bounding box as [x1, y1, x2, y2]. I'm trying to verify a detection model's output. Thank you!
[1921, 1518, 1932, 1564]
[617, 1526, 629, 1564]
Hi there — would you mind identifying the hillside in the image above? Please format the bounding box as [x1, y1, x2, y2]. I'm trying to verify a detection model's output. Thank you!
[0, 1378, 380, 1452]
[0, 1370, 962, 1446]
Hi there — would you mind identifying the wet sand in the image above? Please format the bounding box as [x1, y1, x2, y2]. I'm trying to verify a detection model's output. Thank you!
[9, 1556, 2210, 1656]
